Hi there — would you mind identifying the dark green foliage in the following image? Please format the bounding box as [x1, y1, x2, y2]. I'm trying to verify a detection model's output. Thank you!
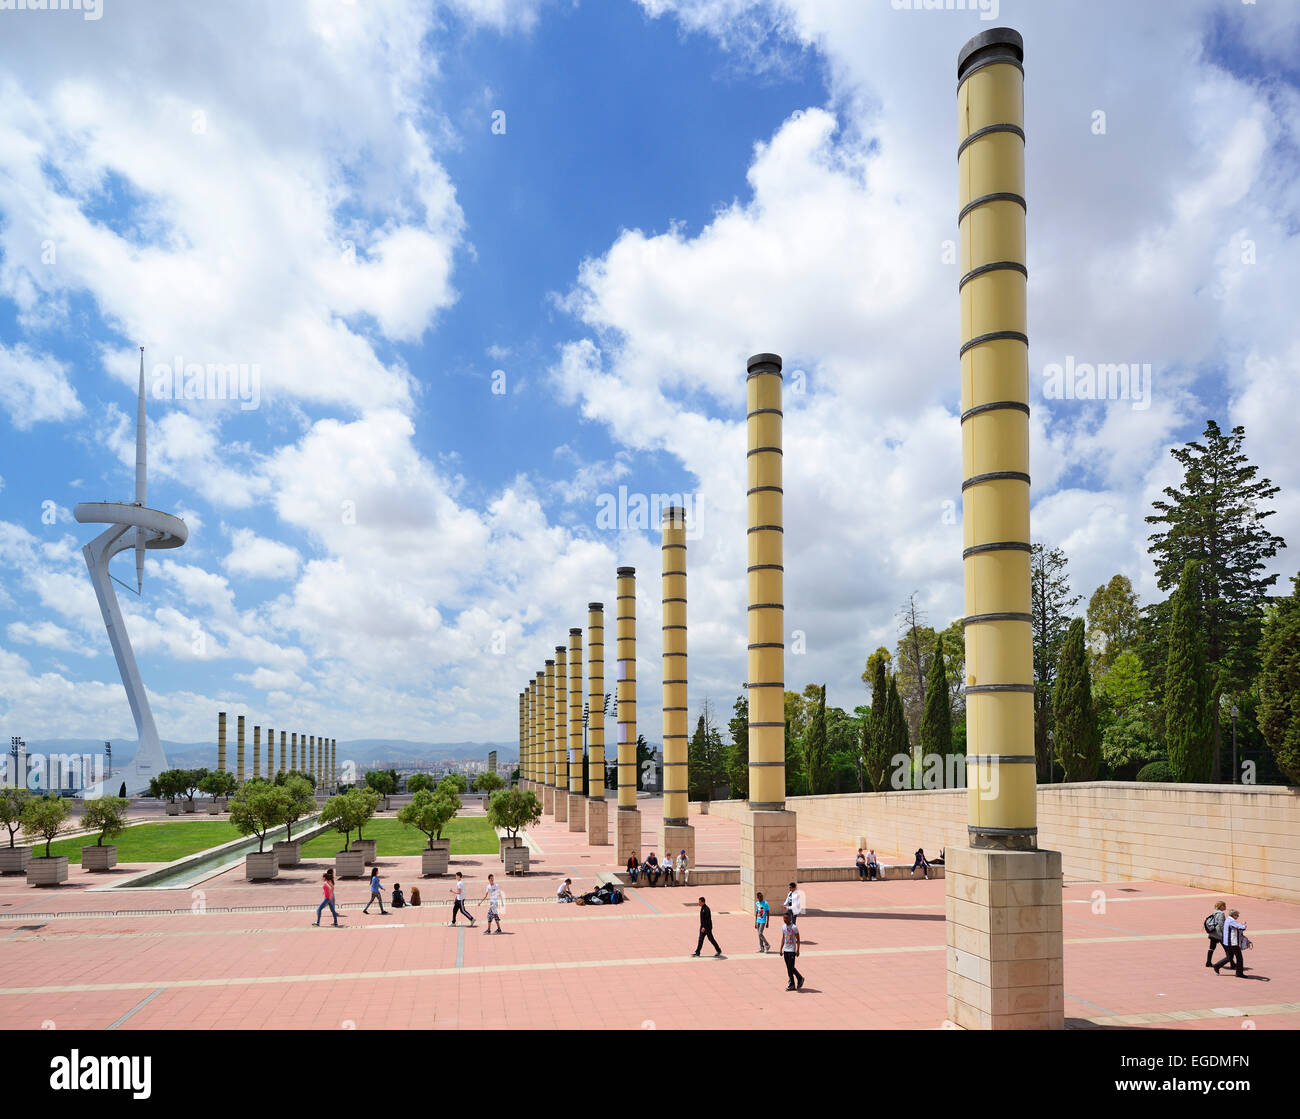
[1136, 760, 1176, 782]
[802, 684, 829, 795]
[919, 635, 953, 761]
[1258, 574, 1300, 784]
[862, 658, 892, 790]
[726, 693, 749, 799]
[1032, 543, 1082, 781]
[1165, 560, 1213, 782]
[1053, 618, 1101, 781]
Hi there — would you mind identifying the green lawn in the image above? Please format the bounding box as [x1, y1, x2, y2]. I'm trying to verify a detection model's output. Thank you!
[299, 816, 498, 858]
[43, 821, 244, 864]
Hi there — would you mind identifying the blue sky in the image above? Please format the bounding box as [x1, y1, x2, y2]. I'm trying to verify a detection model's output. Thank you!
[1, 0, 1298, 764]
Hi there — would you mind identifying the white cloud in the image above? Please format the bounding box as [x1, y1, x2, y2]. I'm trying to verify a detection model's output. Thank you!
[223, 528, 301, 581]
[0, 344, 83, 429]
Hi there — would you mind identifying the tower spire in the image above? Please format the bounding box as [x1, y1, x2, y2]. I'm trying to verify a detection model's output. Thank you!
[135, 346, 146, 591]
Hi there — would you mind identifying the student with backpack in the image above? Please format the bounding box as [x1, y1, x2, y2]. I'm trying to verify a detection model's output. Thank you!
[1204, 900, 1227, 967]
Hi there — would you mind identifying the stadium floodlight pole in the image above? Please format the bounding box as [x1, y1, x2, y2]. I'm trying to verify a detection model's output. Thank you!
[554, 645, 569, 822]
[947, 25, 1063, 1031]
[741, 352, 796, 913]
[660, 505, 694, 870]
[585, 602, 609, 845]
[568, 627, 585, 830]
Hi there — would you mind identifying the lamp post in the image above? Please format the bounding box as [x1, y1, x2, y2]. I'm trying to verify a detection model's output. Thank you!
[1230, 704, 1239, 785]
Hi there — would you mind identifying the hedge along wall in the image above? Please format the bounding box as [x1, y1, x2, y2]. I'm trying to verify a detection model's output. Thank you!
[693, 782, 1300, 903]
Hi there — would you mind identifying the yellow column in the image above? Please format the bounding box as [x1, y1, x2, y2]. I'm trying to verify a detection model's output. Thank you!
[291, 732, 298, 773]
[266, 727, 273, 776]
[554, 644, 569, 822]
[958, 26, 1036, 848]
[660, 505, 695, 868]
[742, 352, 797, 913]
[527, 678, 536, 787]
[309, 736, 315, 783]
[585, 602, 609, 845]
[217, 712, 227, 773]
[519, 691, 526, 786]
[544, 659, 557, 813]
[948, 26, 1063, 1032]
[567, 627, 585, 830]
[253, 725, 261, 779]
[236, 715, 246, 783]
[615, 567, 641, 859]
[535, 670, 545, 788]
[280, 731, 286, 776]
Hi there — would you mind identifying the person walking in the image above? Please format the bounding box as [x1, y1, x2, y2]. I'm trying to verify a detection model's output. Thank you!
[755, 891, 771, 953]
[691, 896, 722, 958]
[313, 869, 339, 927]
[480, 873, 504, 934]
[780, 911, 804, 991]
[784, 881, 803, 925]
[362, 867, 387, 914]
[449, 870, 476, 926]
[1204, 900, 1227, 968]
[1215, 909, 1248, 977]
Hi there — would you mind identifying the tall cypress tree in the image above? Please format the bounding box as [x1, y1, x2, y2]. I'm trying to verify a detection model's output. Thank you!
[1259, 574, 1300, 784]
[803, 684, 828, 795]
[1165, 560, 1213, 782]
[1052, 618, 1100, 781]
[919, 634, 953, 762]
[726, 693, 750, 799]
[887, 673, 910, 784]
[863, 659, 892, 790]
[1032, 543, 1082, 780]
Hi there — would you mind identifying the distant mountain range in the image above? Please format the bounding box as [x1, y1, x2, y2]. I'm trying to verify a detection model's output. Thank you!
[15, 739, 519, 771]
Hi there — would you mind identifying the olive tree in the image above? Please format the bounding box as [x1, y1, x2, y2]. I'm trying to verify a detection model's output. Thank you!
[281, 775, 316, 842]
[81, 796, 129, 847]
[199, 769, 238, 800]
[397, 789, 458, 849]
[486, 788, 541, 842]
[21, 795, 70, 857]
[1, 788, 32, 848]
[228, 784, 291, 853]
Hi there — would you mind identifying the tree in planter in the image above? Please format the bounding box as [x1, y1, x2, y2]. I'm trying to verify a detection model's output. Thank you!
[351, 787, 381, 843]
[150, 769, 189, 803]
[486, 788, 541, 843]
[181, 769, 208, 803]
[1, 788, 33, 848]
[21, 795, 70, 857]
[228, 784, 291, 853]
[406, 773, 435, 795]
[397, 789, 458, 849]
[281, 776, 317, 842]
[199, 769, 238, 801]
[320, 792, 363, 852]
[364, 771, 396, 799]
[274, 768, 316, 790]
[439, 773, 468, 795]
[474, 771, 505, 795]
[81, 796, 129, 846]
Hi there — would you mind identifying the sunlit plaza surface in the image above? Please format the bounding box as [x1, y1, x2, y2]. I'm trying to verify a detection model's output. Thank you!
[2, 799, 1296, 1031]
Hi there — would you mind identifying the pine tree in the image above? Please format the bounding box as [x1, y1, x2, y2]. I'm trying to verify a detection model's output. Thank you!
[803, 684, 829, 795]
[1032, 543, 1082, 780]
[725, 693, 750, 799]
[1164, 560, 1213, 782]
[919, 634, 953, 762]
[1052, 618, 1100, 781]
[1146, 420, 1287, 779]
[887, 673, 910, 781]
[1259, 575, 1300, 784]
[863, 659, 892, 790]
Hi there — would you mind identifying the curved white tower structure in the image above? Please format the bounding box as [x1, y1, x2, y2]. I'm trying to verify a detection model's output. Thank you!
[75, 349, 188, 795]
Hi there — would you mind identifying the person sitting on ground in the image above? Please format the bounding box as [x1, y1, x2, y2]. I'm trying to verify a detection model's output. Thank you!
[644, 852, 660, 887]
[557, 878, 575, 903]
[855, 848, 868, 881]
[866, 849, 881, 881]
[676, 849, 688, 886]
[911, 848, 931, 880]
[626, 852, 640, 884]
[409, 886, 422, 906]
[391, 882, 406, 909]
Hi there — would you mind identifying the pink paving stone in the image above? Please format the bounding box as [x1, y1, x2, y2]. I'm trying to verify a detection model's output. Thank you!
[1, 798, 1296, 1030]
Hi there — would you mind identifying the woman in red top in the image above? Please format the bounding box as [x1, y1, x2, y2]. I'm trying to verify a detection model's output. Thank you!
[313, 869, 339, 926]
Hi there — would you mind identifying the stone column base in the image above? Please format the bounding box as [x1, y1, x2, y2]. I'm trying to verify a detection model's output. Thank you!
[739, 808, 797, 914]
[585, 798, 609, 846]
[615, 807, 642, 863]
[661, 822, 695, 879]
[555, 788, 568, 823]
[567, 793, 586, 831]
[945, 846, 1064, 1030]
[542, 785, 555, 815]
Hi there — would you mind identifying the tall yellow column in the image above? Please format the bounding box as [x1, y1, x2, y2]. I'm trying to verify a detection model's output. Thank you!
[660, 506, 695, 870]
[585, 602, 609, 844]
[280, 730, 286, 776]
[253, 725, 261, 779]
[741, 352, 797, 913]
[236, 715, 246, 784]
[291, 732, 298, 773]
[567, 627, 586, 830]
[527, 677, 536, 788]
[554, 644, 569, 822]
[217, 712, 227, 773]
[614, 567, 641, 860]
[535, 670, 546, 790]
[544, 659, 558, 813]
[947, 26, 1063, 1031]
[518, 691, 526, 787]
[309, 735, 315, 784]
[266, 726, 273, 776]
[524, 683, 532, 787]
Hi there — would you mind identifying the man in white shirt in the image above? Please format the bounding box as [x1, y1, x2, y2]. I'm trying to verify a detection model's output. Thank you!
[480, 873, 504, 934]
[676, 850, 688, 886]
[449, 871, 476, 927]
[785, 881, 804, 924]
[1215, 909, 1248, 977]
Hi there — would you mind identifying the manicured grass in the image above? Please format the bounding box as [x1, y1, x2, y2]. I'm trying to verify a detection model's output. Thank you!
[299, 816, 498, 858]
[43, 821, 245, 864]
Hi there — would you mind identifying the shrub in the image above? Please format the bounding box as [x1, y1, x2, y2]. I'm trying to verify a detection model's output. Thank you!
[1136, 760, 1176, 783]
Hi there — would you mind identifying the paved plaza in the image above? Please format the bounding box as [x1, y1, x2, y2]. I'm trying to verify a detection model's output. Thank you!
[1, 801, 1296, 1031]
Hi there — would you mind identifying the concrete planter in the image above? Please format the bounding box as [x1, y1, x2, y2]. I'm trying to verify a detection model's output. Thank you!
[272, 840, 301, 867]
[0, 846, 32, 875]
[27, 855, 69, 887]
[165, 803, 180, 816]
[421, 841, 450, 877]
[498, 835, 522, 861]
[503, 845, 530, 875]
[207, 800, 223, 814]
[335, 850, 366, 878]
[81, 844, 117, 872]
[245, 851, 279, 881]
[350, 838, 377, 865]
[182, 798, 198, 814]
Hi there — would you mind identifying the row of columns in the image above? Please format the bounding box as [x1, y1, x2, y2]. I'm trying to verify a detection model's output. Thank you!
[216, 712, 336, 790]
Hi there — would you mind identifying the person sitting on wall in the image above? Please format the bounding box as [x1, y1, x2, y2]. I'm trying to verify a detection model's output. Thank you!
[662, 856, 675, 887]
[855, 849, 868, 881]
[626, 852, 640, 884]
[866, 849, 881, 881]
[391, 882, 406, 908]
[676, 849, 689, 886]
[644, 852, 661, 887]
[911, 848, 931, 881]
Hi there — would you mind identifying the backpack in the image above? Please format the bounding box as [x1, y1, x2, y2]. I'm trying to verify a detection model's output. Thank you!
[1203, 913, 1217, 935]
